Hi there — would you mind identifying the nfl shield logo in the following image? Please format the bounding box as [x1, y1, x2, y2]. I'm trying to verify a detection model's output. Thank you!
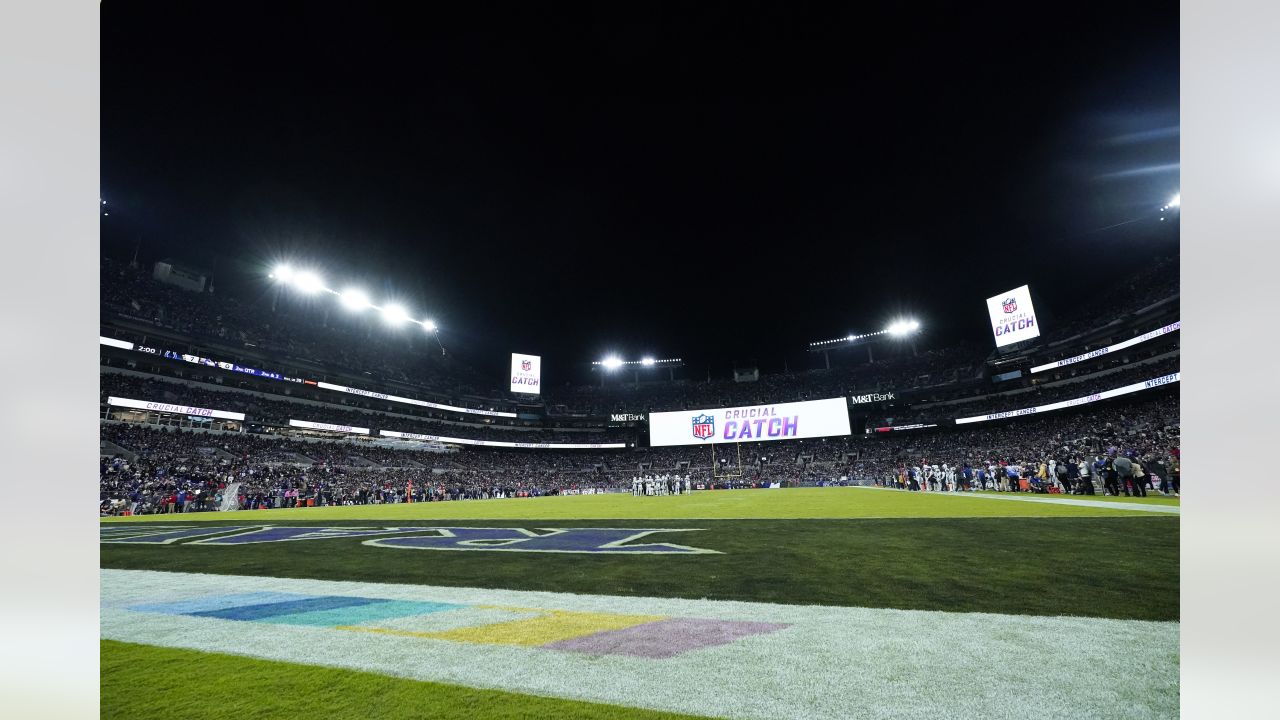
[1002, 297, 1017, 313]
[521, 360, 532, 371]
[691, 414, 715, 440]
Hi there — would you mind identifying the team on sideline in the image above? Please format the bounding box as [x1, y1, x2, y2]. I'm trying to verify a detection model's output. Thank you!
[632, 474, 693, 496]
[880, 453, 1179, 497]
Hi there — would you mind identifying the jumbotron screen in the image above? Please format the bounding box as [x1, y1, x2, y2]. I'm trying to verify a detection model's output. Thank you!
[986, 284, 1041, 347]
[648, 397, 852, 447]
[509, 352, 541, 394]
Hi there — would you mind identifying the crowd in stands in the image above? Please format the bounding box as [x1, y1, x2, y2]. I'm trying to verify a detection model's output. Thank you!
[99, 423, 627, 515]
[849, 394, 1180, 495]
[101, 385, 1179, 515]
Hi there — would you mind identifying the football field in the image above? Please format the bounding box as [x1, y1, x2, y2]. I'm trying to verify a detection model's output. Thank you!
[101, 487, 1179, 719]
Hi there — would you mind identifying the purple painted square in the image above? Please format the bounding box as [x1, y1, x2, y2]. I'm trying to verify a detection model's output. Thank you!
[545, 617, 789, 659]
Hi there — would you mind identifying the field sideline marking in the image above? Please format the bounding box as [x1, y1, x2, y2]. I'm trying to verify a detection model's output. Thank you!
[850, 486, 1180, 513]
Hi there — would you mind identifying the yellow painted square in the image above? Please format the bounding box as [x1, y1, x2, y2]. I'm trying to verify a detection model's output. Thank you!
[421, 609, 664, 647]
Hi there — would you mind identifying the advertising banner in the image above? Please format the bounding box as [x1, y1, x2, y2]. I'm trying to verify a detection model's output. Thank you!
[648, 397, 852, 447]
[288, 419, 371, 435]
[98, 335, 509, 417]
[315, 382, 517, 418]
[986, 285, 1041, 347]
[107, 396, 246, 421]
[1030, 321, 1181, 374]
[954, 372, 1180, 425]
[380, 429, 625, 449]
[509, 353, 542, 394]
[850, 391, 896, 404]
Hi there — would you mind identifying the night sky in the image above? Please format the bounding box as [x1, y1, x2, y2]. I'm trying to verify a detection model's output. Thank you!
[101, 3, 1179, 386]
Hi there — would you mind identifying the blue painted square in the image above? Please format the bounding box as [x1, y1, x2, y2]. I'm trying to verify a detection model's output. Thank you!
[191, 595, 385, 621]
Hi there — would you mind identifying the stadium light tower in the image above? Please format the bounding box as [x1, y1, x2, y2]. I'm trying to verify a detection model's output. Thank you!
[421, 318, 437, 332]
[809, 319, 922, 368]
[593, 355, 682, 385]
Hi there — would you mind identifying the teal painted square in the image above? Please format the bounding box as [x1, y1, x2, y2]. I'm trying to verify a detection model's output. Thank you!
[256, 600, 463, 627]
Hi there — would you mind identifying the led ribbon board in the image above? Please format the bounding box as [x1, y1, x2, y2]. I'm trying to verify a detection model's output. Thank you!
[100, 335, 516, 417]
[954, 372, 1180, 425]
[380, 429, 626, 449]
[288, 419, 371, 435]
[647, 397, 852, 447]
[107, 396, 246, 421]
[1030, 322, 1180, 374]
[315, 382, 517, 418]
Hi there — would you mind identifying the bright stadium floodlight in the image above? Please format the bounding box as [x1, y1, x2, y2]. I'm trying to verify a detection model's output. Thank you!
[272, 264, 294, 283]
[421, 319, 437, 332]
[1169, 193, 1179, 208]
[293, 271, 324, 294]
[641, 357, 655, 366]
[382, 304, 410, 325]
[602, 356, 623, 370]
[339, 288, 371, 310]
[887, 319, 921, 336]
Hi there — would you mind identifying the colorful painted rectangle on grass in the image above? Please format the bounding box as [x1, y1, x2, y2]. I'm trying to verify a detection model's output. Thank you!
[103, 569, 1181, 720]
[407, 607, 665, 647]
[123, 588, 785, 659]
[189, 595, 385, 621]
[545, 617, 791, 658]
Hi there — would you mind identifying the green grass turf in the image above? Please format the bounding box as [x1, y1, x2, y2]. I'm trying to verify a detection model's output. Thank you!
[101, 639, 708, 720]
[101, 517, 1179, 621]
[101, 486, 1172, 523]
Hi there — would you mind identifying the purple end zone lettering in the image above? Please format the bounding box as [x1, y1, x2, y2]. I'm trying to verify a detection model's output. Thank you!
[367, 528, 719, 554]
[187, 527, 427, 545]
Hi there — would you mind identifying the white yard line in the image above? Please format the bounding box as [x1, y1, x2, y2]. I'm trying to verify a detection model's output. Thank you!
[102, 569, 1178, 720]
